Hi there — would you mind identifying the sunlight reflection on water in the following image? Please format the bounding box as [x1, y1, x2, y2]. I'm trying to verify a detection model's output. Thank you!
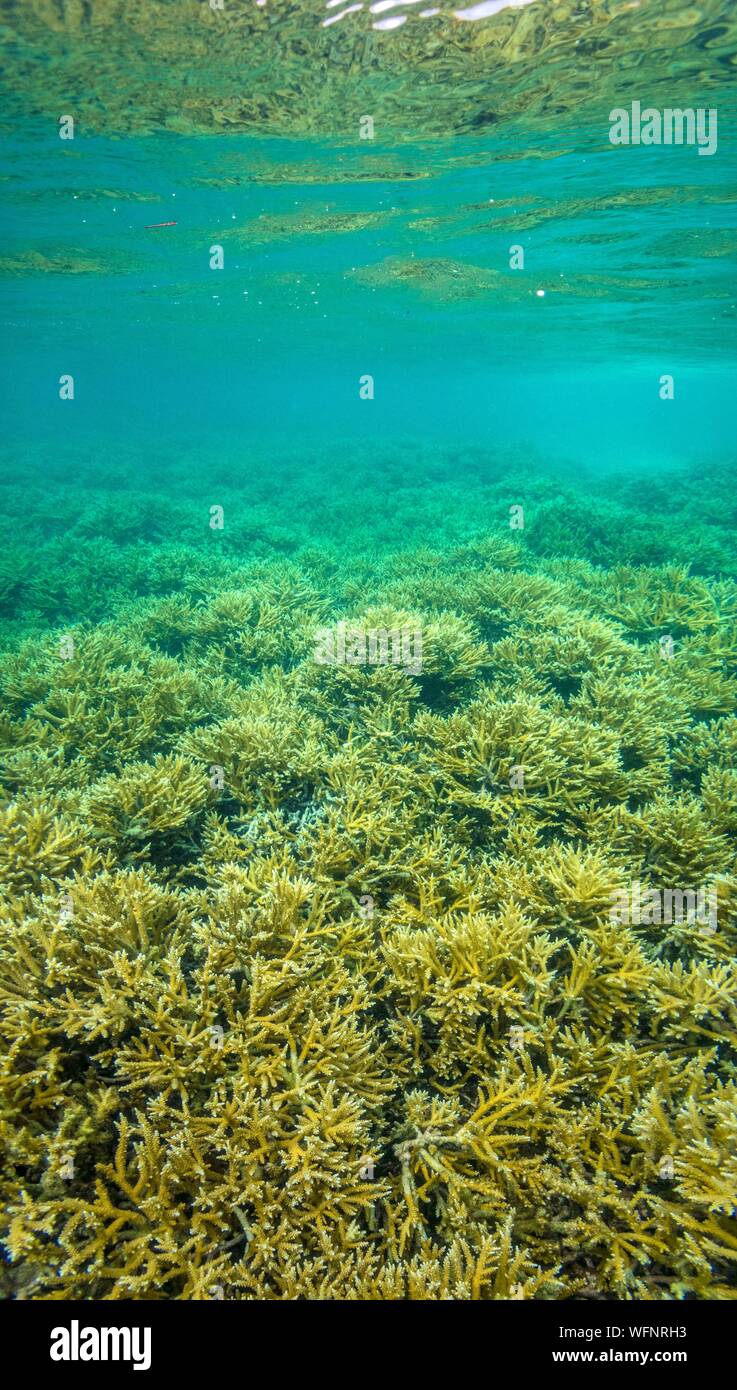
[320, 0, 538, 30]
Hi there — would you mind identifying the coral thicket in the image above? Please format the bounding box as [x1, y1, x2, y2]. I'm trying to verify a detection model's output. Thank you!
[1, 443, 736, 1299]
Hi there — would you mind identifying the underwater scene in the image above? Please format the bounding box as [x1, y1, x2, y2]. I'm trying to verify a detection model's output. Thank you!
[1, 0, 736, 1305]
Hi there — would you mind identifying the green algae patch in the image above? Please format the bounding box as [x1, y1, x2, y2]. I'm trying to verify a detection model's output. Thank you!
[223, 207, 391, 246]
[351, 256, 506, 302]
[0, 248, 112, 276]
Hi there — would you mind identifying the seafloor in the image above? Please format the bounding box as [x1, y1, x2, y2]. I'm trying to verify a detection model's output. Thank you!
[1, 442, 736, 1299]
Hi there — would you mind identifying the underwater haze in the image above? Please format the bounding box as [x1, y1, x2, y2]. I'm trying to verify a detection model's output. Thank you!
[1, 0, 737, 1303]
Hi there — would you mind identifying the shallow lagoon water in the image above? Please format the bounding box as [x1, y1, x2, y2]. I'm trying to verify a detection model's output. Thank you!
[1, 0, 737, 1304]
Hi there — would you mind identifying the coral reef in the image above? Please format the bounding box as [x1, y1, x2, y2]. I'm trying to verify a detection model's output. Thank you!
[1, 441, 736, 1300]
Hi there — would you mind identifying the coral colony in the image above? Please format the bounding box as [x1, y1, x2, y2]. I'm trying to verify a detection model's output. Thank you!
[1, 0, 736, 1306]
[1, 448, 736, 1301]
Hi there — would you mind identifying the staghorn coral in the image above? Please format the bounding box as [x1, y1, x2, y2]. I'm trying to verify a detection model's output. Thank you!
[0, 796, 105, 899]
[1, 442, 736, 1301]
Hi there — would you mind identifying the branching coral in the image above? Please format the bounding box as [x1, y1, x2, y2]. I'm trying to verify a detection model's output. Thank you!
[1, 444, 736, 1300]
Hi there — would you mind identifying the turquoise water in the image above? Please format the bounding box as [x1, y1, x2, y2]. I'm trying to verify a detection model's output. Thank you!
[2, 0, 737, 1304]
[3, 115, 736, 473]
